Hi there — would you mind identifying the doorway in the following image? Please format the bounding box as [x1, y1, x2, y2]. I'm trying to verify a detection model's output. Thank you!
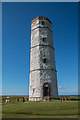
[43, 83, 50, 97]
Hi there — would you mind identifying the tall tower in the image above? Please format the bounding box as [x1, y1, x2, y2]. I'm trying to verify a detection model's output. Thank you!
[29, 16, 58, 101]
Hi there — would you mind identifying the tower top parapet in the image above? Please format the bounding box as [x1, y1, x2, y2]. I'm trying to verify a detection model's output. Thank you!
[31, 16, 52, 24]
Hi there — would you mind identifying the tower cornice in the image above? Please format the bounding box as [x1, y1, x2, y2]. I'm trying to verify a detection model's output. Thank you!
[31, 16, 52, 24]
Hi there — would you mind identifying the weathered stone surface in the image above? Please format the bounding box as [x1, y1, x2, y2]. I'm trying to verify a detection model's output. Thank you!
[29, 17, 58, 101]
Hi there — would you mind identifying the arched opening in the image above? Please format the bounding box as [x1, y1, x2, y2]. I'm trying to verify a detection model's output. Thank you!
[43, 83, 50, 97]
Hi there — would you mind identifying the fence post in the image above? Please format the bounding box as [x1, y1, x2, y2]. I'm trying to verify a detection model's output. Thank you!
[69, 96, 70, 102]
[62, 97, 63, 102]
[65, 96, 67, 102]
[60, 97, 61, 102]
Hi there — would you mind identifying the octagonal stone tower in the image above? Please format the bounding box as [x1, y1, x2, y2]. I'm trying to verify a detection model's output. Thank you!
[29, 16, 58, 101]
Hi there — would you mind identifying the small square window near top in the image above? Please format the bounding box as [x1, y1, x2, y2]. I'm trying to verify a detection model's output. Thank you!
[42, 21, 44, 25]
[42, 38, 46, 42]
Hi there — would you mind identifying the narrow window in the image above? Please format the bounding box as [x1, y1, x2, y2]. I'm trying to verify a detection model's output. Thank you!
[42, 21, 44, 25]
[42, 38, 46, 42]
[43, 58, 47, 63]
[33, 88, 35, 93]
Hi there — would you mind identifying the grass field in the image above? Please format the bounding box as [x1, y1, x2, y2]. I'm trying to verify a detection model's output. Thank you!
[2, 101, 78, 118]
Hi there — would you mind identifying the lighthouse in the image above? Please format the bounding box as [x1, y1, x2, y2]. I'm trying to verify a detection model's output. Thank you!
[29, 16, 58, 101]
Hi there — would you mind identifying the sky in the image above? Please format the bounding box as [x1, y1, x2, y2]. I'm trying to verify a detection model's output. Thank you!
[2, 2, 78, 96]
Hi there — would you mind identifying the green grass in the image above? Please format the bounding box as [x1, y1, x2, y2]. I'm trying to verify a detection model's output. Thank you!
[2, 101, 78, 118]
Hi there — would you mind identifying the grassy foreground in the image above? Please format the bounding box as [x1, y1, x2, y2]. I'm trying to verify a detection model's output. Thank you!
[2, 101, 78, 118]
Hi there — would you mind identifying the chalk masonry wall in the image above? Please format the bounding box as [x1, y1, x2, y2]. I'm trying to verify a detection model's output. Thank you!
[29, 17, 58, 100]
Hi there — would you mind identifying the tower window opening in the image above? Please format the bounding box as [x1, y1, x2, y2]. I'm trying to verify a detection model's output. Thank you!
[33, 88, 35, 93]
[42, 21, 45, 25]
[42, 38, 46, 42]
[43, 58, 47, 63]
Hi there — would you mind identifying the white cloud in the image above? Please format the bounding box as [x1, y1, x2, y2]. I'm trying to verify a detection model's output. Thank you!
[59, 86, 62, 89]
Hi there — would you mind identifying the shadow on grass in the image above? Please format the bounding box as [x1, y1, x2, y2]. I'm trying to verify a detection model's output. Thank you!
[15, 112, 78, 116]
